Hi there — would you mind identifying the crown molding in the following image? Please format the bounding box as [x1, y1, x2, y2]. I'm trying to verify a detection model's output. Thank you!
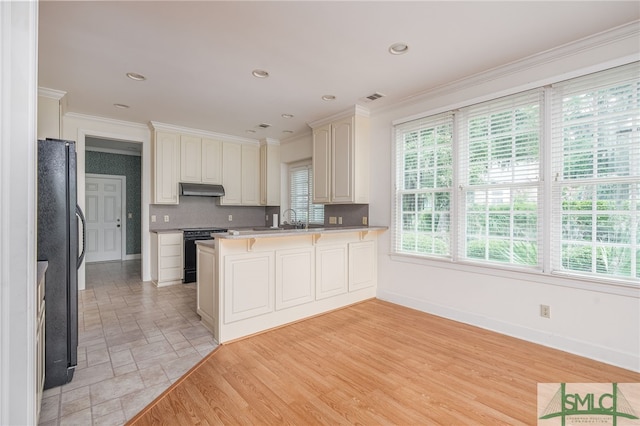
[38, 87, 66, 100]
[148, 121, 259, 144]
[379, 20, 640, 114]
[259, 138, 280, 146]
[64, 112, 149, 131]
[307, 104, 370, 129]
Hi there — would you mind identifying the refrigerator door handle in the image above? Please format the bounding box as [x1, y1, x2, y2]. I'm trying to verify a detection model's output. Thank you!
[76, 205, 86, 269]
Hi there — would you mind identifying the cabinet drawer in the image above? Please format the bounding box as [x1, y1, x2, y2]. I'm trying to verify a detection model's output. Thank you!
[159, 233, 182, 245]
[160, 255, 182, 268]
[159, 266, 182, 281]
[160, 244, 182, 257]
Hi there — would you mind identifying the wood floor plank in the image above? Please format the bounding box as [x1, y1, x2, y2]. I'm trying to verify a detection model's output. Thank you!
[127, 299, 640, 425]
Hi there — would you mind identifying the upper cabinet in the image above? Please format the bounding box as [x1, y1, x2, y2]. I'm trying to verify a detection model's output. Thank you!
[311, 106, 370, 204]
[260, 141, 281, 206]
[37, 88, 65, 140]
[180, 135, 222, 184]
[150, 122, 280, 206]
[151, 131, 180, 204]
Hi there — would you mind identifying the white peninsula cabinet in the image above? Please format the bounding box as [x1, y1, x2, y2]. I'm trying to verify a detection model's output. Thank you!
[311, 106, 370, 204]
[195, 227, 384, 342]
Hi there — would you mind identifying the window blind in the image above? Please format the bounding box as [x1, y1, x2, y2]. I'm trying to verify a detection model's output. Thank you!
[289, 164, 324, 225]
[551, 62, 640, 280]
[457, 89, 544, 267]
[393, 112, 454, 257]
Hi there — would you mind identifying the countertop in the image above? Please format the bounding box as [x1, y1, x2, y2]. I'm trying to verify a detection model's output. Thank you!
[217, 225, 387, 240]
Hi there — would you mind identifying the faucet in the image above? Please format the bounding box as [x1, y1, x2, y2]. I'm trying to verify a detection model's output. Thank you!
[282, 209, 304, 229]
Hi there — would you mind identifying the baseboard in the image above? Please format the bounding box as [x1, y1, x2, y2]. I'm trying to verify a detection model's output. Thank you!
[124, 253, 141, 260]
[377, 289, 640, 373]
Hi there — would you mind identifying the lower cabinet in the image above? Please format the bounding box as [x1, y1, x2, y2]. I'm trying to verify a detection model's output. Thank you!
[208, 231, 381, 343]
[224, 252, 274, 323]
[315, 244, 348, 300]
[196, 244, 217, 338]
[150, 232, 183, 286]
[275, 247, 315, 310]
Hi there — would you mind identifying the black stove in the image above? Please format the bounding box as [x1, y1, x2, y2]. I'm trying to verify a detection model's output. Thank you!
[183, 227, 228, 283]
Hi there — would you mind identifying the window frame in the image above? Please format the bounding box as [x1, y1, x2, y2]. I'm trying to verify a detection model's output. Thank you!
[287, 160, 324, 226]
[391, 62, 640, 295]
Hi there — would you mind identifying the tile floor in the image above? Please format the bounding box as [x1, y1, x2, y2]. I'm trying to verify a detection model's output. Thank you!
[38, 260, 217, 426]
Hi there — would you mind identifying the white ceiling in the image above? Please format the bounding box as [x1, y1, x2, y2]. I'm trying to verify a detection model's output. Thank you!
[38, 1, 639, 141]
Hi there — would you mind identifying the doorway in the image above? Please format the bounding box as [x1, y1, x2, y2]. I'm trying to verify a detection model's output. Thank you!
[85, 174, 125, 262]
[85, 136, 142, 264]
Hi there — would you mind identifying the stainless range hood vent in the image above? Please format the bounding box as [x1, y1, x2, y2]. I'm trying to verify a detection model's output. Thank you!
[180, 183, 225, 197]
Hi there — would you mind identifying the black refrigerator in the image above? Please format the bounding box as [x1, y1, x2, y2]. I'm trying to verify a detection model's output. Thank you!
[37, 138, 86, 389]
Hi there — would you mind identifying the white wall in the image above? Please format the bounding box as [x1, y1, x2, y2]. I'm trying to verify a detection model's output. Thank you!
[370, 22, 640, 371]
[0, 1, 39, 424]
[62, 113, 152, 285]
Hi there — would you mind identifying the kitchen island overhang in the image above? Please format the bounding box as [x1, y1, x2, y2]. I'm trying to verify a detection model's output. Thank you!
[196, 226, 386, 343]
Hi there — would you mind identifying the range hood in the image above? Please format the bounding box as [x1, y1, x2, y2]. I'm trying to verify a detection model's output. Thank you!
[180, 183, 225, 197]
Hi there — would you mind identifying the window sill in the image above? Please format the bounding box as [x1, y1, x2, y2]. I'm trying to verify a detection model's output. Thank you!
[389, 253, 640, 298]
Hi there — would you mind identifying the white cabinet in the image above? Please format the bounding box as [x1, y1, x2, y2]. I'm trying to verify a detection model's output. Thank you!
[348, 240, 376, 291]
[180, 136, 222, 184]
[151, 131, 180, 204]
[150, 232, 183, 286]
[221, 141, 261, 206]
[224, 252, 274, 323]
[180, 135, 202, 183]
[260, 142, 281, 206]
[315, 244, 348, 300]
[241, 144, 260, 205]
[197, 243, 218, 338]
[311, 108, 370, 204]
[275, 247, 314, 310]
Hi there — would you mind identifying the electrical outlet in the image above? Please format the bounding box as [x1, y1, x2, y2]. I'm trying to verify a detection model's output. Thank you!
[266, 215, 269, 222]
[151, 215, 156, 223]
[128, 212, 133, 219]
[228, 215, 233, 221]
[540, 304, 551, 319]
[164, 215, 170, 223]
[338, 217, 342, 225]
[329, 216, 337, 224]
[362, 216, 368, 225]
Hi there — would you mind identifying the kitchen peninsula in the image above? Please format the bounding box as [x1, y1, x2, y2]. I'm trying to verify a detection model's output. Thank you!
[196, 226, 386, 343]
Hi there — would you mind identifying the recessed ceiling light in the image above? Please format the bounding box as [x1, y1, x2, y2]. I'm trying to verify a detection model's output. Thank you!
[281, 113, 294, 119]
[389, 43, 409, 55]
[126, 72, 146, 81]
[252, 69, 269, 78]
[246, 129, 257, 134]
[322, 95, 336, 101]
[113, 103, 130, 109]
[282, 130, 294, 134]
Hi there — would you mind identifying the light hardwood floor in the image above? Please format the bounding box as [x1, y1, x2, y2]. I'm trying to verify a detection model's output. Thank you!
[128, 299, 640, 425]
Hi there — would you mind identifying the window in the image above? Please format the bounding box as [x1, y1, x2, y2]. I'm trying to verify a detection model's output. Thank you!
[289, 163, 324, 225]
[393, 62, 639, 285]
[551, 65, 640, 281]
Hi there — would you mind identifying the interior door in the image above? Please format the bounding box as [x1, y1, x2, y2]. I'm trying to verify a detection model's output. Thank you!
[85, 176, 123, 262]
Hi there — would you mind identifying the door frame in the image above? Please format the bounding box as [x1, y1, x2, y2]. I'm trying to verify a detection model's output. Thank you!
[86, 173, 127, 262]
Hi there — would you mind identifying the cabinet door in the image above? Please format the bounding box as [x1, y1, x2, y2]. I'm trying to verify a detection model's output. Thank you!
[224, 252, 274, 323]
[315, 244, 348, 300]
[197, 246, 217, 337]
[153, 132, 180, 204]
[312, 124, 331, 203]
[332, 116, 354, 203]
[180, 135, 202, 182]
[220, 142, 242, 205]
[201, 138, 222, 184]
[157, 232, 183, 284]
[348, 240, 376, 291]
[241, 144, 260, 205]
[275, 247, 314, 310]
[260, 143, 281, 206]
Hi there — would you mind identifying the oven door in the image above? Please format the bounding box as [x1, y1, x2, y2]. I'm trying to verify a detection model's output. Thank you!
[183, 236, 212, 283]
